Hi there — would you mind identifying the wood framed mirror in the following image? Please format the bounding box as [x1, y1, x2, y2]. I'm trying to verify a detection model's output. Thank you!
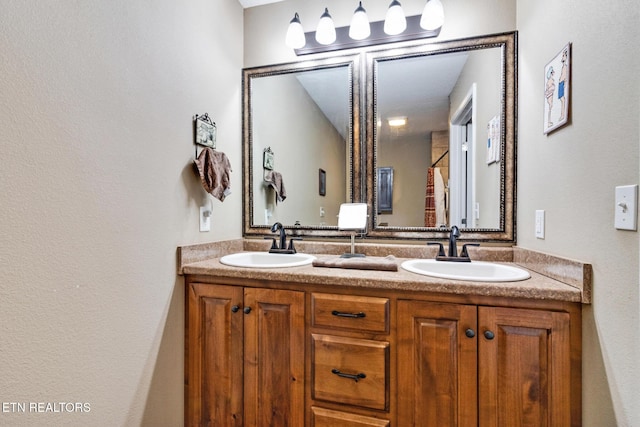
[365, 32, 517, 242]
[242, 55, 362, 238]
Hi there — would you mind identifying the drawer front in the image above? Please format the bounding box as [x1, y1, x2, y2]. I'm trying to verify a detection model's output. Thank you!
[311, 293, 389, 333]
[312, 334, 389, 411]
[311, 406, 390, 427]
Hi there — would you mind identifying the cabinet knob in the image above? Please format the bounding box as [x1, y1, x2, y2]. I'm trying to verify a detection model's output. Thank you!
[465, 328, 475, 338]
[231, 305, 240, 313]
[484, 330, 495, 340]
[243, 306, 252, 314]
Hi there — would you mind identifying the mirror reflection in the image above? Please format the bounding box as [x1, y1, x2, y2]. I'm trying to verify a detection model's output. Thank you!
[375, 48, 502, 228]
[367, 32, 516, 241]
[243, 57, 360, 237]
[242, 33, 516, 242]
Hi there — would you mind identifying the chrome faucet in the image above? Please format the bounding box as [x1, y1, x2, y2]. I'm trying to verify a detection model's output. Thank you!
[448, 225, 460, 257]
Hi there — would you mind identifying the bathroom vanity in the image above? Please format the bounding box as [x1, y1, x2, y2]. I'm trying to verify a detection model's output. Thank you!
[181, 243, 586, 427]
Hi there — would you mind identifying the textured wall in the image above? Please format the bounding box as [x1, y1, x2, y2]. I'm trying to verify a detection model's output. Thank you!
[0, 0, 243, 425]
[516, 0, 639, 425]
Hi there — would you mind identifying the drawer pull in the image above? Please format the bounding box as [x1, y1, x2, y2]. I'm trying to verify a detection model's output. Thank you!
[331, 368, 366, 382]
[331, 310, 366, 319]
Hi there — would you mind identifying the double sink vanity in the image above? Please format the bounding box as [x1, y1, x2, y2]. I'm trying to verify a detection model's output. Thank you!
[181, 29, 589, 427]
[179, 238, 589, 426]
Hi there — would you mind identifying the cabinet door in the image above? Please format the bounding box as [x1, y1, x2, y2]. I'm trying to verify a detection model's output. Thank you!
[478, 307, 572, 427]
[243, 288, 305, 427]
[187, 283, 244, 426]
[397, 301, 478, 427]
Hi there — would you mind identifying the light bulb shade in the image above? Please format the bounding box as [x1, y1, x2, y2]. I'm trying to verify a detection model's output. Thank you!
[420, 0, 444, 30]
[349, 2, 370, 40]
[315, 8, 336, 45]
[285, 13, 306, 49]
[384, 0, 407, 35]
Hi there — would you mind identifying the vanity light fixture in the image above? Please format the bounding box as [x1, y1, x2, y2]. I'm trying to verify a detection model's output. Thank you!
[286, 0, 444, 55]
[349, 2, 371, 40]
[285, 13, 306, 49]
[420, 0, 444, 30]
[384, 0, 407, 36]
[315, 8, 337, 45]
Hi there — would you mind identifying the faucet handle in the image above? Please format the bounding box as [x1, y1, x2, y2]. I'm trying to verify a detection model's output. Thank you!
[288, 237, 302, 253]
[264, 236, 278, 250]
[460, 243, 480, 259]
[427, 242, 446, 257]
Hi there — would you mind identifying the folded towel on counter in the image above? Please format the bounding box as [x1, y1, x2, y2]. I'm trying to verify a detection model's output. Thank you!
[265, 170, 286, 203]
[312, 255, 398, 272]
[194, 147, 232, 201]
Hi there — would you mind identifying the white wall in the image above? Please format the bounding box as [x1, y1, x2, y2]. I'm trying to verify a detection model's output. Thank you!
[0, 0, 243, 425]
[516, 0, 639, 425]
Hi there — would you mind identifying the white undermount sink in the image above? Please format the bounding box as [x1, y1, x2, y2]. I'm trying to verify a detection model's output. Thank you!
[219, 252, 316, 268]
[401, 259, 530, 282]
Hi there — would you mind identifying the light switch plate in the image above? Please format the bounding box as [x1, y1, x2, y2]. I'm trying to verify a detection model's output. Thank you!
[615, 185, 638, 231]
[200, 207, 211, 232]
[535, 210, 545, 239]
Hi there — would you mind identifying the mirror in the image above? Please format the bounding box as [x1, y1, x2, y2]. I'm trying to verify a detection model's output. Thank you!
[243, 55, 361, 238]
[365, 32, 517, 242]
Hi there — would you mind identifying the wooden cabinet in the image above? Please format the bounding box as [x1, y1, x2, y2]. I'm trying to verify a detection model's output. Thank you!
[397, 301, 478, 427]
[185, 278, 580, 426]
[309, 293, 391, 426]
[398, 301, 580, 427]
[478, 306, 574, 427]
[186, 283, 304, 427]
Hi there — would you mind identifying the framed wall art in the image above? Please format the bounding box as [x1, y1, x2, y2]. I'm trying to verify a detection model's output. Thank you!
[195, 113, 217, 148]
[319, 169, 326, 196]
[544, 43, 571, 134]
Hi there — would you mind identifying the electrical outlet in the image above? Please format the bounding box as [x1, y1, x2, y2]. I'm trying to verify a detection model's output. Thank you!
[535, 210, 545, 239]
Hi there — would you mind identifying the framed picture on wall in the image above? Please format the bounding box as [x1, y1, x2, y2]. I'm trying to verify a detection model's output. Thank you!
[195, 113, 216, 148]
[543, 43, 571, 134]
[319, 169, 326, 196]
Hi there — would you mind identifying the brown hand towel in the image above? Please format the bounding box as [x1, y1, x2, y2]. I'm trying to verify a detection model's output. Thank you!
[194, 147, 232, 202]
[312, 255, 398, 272]
[265, 170, 286, 203]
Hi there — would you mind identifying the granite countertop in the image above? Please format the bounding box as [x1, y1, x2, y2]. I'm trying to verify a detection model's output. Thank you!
[178, 239, 591, 304]
[181, 253, 584, 303]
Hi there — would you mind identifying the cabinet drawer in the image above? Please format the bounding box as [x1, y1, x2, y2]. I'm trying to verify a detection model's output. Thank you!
[311, 293, 389, 333]
[311, 406, 390, 427]
[312, 334, 389, 411]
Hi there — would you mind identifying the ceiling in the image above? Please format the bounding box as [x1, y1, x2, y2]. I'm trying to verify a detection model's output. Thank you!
[238, 0, 283, 8]
[376, 52, 468, 141]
